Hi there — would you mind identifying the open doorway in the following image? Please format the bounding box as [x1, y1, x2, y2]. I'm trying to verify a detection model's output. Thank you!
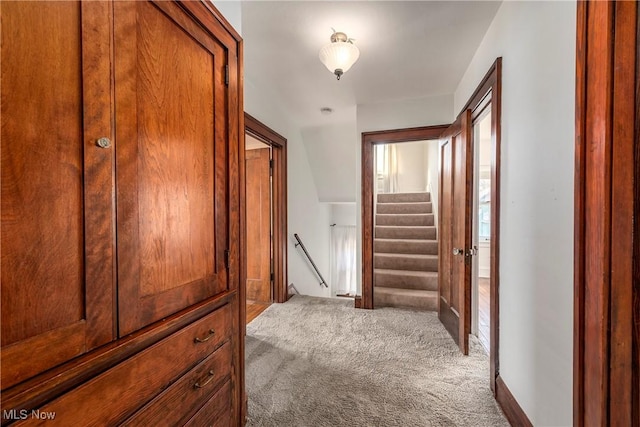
[244, 113, 288, 325]
[360, 125, 448, 309]
[438, 59, 501, 392]
[245, 134, 272, 322]
[372, 140, 440, 311]
[471, 106, 492, 354]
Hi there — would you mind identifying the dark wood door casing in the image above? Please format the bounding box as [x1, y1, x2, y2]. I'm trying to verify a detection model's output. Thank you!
[360, 125, 449, 310]
[574, 1, 639, 425]
[450, 58, 502, 394]
[244, 113, 288, 304]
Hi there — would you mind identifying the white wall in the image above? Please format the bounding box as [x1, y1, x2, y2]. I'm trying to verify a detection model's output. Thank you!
[331, 203, 357, 227]
[454, 2, 576, 425]
[425, 140, 440, 224]
[355, 94, 454, 291]
[211, 1, 241, 35]
[394, 141, 428, 193]
[301, 123, 357, 203]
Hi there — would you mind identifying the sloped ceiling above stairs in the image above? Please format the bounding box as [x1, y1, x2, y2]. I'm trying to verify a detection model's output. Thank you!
[301, 123, 357, 203]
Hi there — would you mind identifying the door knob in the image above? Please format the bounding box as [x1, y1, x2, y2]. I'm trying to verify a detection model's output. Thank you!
[452, 248, 463, 255]
[96, 137, 112, 148]
[466, 246, 478, 257]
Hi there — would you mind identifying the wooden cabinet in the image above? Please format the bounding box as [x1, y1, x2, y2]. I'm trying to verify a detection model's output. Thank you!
[1, 1, 243, 425]
[1, 0, 116, 391]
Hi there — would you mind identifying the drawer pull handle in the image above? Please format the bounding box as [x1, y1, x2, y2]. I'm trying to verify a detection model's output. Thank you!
[194, 329, 215, 343]
[194, 370, 215, 389]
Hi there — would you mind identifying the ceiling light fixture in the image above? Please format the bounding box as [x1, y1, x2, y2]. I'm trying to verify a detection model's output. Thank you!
[318, 29, 360, 81]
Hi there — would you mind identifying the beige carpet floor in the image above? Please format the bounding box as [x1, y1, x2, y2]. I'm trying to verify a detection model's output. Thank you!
[245, 295, 509, 427]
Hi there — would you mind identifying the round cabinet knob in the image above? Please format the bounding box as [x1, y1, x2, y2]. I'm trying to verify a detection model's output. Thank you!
[96, 137, 112, 148]
[452, 248, 463, 256]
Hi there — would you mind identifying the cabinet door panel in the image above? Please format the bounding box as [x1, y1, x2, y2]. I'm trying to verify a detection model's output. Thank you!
[115, 1, 228, 335]
[0, 1, 115, 388]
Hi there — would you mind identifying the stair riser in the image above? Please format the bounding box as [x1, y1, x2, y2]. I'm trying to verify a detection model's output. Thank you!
[375, 227, 437, 240]
[374, 292, 437, 311]
[375, 240, 438, 255]
[374, 255, 438, 272]
[377, 202, 432, 214]
[377, 193, 430, 203]
[376, 214, 434, 227]
[375, 273, 438, 291]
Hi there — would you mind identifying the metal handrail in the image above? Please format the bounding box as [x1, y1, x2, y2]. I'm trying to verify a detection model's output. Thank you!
[293, 233, 328, 288]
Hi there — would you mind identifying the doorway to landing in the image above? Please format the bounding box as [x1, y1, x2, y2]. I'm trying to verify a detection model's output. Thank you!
[244, 113, 288, 326]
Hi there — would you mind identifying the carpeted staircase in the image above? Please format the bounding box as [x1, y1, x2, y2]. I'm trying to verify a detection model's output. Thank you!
[374, 192, 438, 310]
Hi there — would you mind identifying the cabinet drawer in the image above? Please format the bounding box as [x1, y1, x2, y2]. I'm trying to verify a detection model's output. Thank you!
[183, 380, 231, 427]
[122, 341, 231, 427]
[15, 304, 231, 426]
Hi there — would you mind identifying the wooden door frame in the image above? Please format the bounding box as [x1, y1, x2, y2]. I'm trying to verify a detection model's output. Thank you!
[573, 2, 639, 425]
[360, 125, 449, 310]
[244, 113, 288, 305]
[458, 58, 502, 394]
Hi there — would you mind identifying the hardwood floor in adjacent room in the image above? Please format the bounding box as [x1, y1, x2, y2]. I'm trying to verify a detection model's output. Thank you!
[247, 301, 271, 324]
[478, 277, 490, 353]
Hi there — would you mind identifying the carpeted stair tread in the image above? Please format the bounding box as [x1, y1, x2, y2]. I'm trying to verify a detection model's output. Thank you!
[374, 287, 438, 311]
[375, 238, 438, 255]
[375, 269, 438, 291]
[374, 253, 438, 272]
[375, 225, 437, 240]
[377, 192, 430, 203]
[377, 202, 432, 215]
[373, 192, 440, 311]
[376, 213, 434, 226]
[376, 253, 438, 260]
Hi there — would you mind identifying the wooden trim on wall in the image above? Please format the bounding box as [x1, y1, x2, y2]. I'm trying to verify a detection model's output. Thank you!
[573, 4, 587, 423]
[634, 4, 640, 423]
[354, 296, 362, 309]
[244, 113, 288, 304]
[495, 376, 533, 427]
[361, 125, 449, 310]
[233, 39, 245, 427]
[574, 1, 639, 425]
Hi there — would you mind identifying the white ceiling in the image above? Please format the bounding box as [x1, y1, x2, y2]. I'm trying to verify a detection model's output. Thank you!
[241, 1, 502, 128]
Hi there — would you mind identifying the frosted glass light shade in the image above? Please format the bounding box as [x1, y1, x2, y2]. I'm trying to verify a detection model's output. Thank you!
[319, 41, 360, 79]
